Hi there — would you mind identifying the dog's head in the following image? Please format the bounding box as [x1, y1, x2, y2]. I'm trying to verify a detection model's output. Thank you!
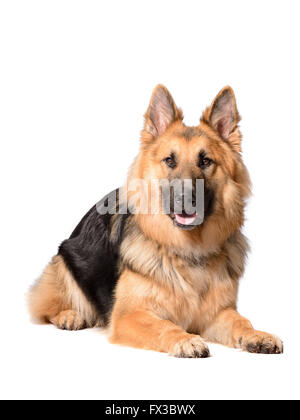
[128, 85, 251, 249]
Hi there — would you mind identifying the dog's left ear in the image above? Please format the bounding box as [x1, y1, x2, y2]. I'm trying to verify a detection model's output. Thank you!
[142, 85, 183, 142]
[202, 86, 241, 149]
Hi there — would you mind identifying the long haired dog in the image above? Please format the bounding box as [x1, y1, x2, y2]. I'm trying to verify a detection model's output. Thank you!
[29, 85, 283, 357]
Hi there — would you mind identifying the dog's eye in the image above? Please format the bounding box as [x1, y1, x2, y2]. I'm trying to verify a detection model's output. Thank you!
[199, 156, 213, 168]
[164, 156, 176, 169]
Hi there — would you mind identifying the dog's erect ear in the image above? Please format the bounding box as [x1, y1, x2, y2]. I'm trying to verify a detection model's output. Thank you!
[202, 86, 241, 144]
[143, 85, 183, 140]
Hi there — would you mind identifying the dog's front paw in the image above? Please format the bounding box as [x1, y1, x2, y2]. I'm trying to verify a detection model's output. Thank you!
[239, 331, 283, 354]
[169, 335, 210, 358]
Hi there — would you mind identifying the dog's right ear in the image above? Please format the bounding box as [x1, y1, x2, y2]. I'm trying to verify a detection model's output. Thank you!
[142, 85, 183, 142]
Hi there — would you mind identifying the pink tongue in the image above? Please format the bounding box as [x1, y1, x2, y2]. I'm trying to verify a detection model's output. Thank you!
[175, 213, 197, 226]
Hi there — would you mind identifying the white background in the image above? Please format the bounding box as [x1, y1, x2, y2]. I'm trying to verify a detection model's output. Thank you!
[0, 0, 299, 400]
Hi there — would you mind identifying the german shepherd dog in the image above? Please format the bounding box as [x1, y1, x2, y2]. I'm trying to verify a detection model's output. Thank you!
[29, 85, 283, 357]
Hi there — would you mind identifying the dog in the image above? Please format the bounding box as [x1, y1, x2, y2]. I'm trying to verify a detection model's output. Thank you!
[28, 85, 283, 357]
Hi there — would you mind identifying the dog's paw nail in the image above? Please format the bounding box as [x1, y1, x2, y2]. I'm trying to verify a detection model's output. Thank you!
[242, 333, 283, 355]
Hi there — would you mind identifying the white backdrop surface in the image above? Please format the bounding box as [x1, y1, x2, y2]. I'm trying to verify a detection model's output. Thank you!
[0, 0, 299, 400]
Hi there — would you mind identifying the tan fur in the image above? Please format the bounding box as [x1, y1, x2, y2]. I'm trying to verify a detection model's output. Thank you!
[28, 255, 101, 329]
[202, 308, 283, 353]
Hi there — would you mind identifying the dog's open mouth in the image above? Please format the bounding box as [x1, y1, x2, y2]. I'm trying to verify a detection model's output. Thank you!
[172, 211, 198, 230]
[174, 211, 197, 226]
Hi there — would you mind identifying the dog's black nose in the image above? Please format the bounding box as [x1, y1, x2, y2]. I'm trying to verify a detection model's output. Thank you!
[173, 190, 197, 215]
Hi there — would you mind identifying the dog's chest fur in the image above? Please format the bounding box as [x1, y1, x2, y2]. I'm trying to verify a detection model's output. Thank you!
[119, 226, 246, 333]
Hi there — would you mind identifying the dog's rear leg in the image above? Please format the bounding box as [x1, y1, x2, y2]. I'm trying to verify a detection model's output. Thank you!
[50, 309, 86, 331]
[28, 255, 99, 330]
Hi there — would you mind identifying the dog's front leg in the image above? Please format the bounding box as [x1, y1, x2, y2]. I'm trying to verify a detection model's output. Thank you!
[109, 270, 210, 358]
[109, 309, 210, 358]
[202, 308, 283, 354]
